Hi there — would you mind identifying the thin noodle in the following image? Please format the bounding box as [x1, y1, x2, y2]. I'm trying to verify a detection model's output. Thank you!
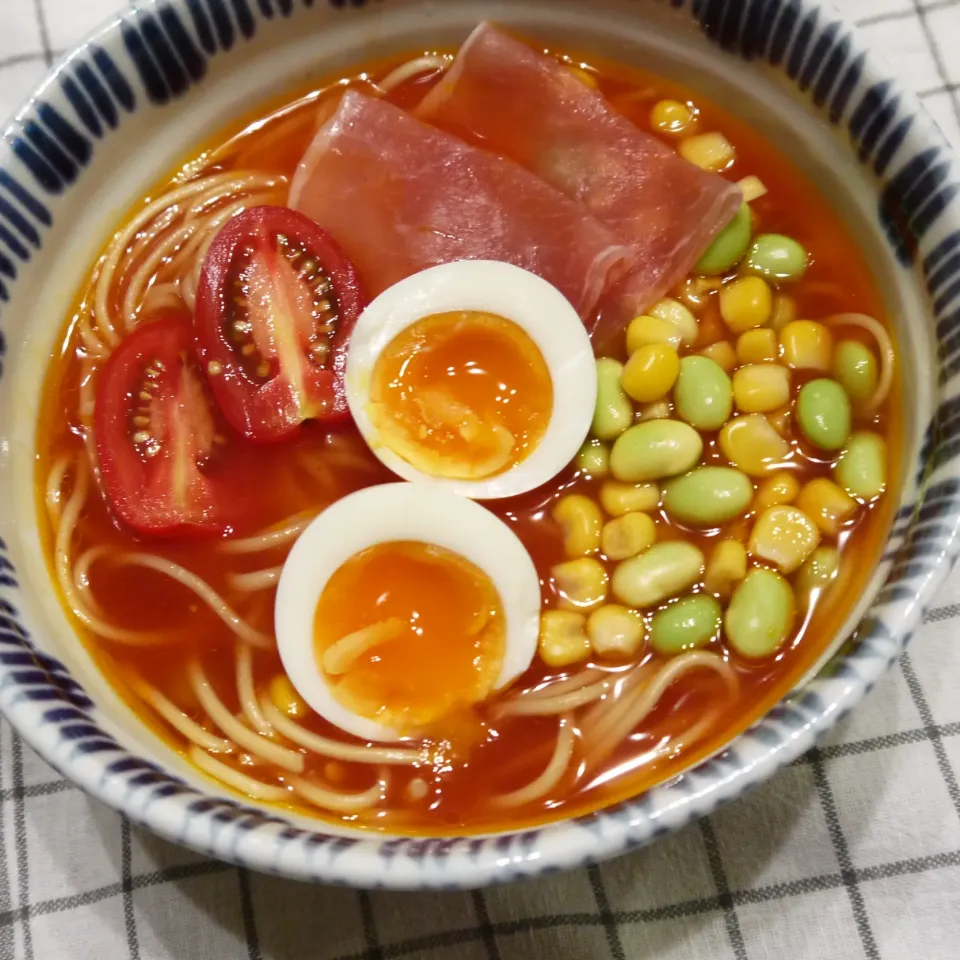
[495, 676, 614, 718]
[220, 514, 315, 555]
[45, 454, 71, 525]
[375, 55, 451, 94]
[322, 618, 407, 675]
[131, 678, 234, 753]
[189, 746, 290, 802]
[122, 222, 196, 326]
[290, 771, 387, 813]
[188, 659, 304, 772]
[228, 567, 282, 592]
[260, 699, 422, 766]
[824, 312, 895, 413]
[491, 716, 575, 809]
[236, 644, 272, 735]
[519, 668, 608, 700]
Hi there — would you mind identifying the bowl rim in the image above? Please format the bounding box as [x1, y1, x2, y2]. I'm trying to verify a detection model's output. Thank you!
[0, 0, 959, 890]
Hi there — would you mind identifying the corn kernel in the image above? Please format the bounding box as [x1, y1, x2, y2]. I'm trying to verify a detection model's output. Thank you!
[679, 275, 722, 309]
[552, 558, 609, 611]
[626, 314, 683, 353]
[719, 276, 773, 333]
[552, 495, 603, 558]
[637, 400, 673, 421]
[538, 611, 591, 667]
[679, 131, 735, 172]
[587, 605, 646, 660]
[738, 175, 768, 202]
[620, 343, 680, 403]
[600, 481, 660, 516]
[756, 471, 801, 509]
[749, 506, 820, 574]
[650, 298, 698, 344]
[769, 294, 798, 333]
[719, 413, 791, 475]
[795, 478, 857, 536]
[601, 512, 657, 561]
[269, 674, 307, 719]
[737, 328, 778, 364]
[704, 539, 748, 598]
[699, 340, 738, 373]
[651, 98, 697, 137]
[780, 320, 833, 371]
[733, 363, 791, 413]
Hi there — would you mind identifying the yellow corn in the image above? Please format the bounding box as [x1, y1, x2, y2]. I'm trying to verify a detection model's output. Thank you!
[733, 363, 791, 413]
[650, 99, 697, 137]
[587, 605, 646, 660]
[637, 400, 673, 421]
[704, 540, 748, 598]
[538, 611, 591, 668]
[552, 495, 603, 558]
[749, 506, 821, 574]
[626, 314, 683, 353]
[679, 275, 722, 309]
[600, 481, 661, 517]
[756, 471, 801, 509]
[650, 298, 698, 344]
[780, 320, 833, 371]
[620, 343, 680, 403]
[552, 558, 609, 611]
[679, 131, 735, 172]
[769, 293, 798, 333]
[738, 175, 768, 202]
[768, 406, 792, 438]
[737, 328, 778, 364]
[719, 276, 773, 333]
[269, 674, 307, 719]
[699, 339, 738, 373]
[795, 478, 857, 536]
[719, 413, 791, 475]
[601, 512, 657, 561]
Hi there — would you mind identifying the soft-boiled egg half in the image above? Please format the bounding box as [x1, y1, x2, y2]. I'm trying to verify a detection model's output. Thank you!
[345, 260, 597, 499]
[274, 483, 541, 743]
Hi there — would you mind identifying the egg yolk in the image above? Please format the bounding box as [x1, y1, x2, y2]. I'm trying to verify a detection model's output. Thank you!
[367, 311, 553, 480]
[313, 540, 506, 732]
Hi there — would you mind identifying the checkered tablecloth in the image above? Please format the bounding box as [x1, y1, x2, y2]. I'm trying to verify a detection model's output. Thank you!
[2, 1, 960, 958]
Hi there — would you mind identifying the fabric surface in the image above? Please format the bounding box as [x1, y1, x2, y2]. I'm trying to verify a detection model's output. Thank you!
[2, 0, 960, 957]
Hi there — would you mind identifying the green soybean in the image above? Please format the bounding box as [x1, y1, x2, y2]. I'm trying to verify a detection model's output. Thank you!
[674, 356, 733, 431]
[592, 358, 633, 441]
[650, 594, 723, 654]
[695, 203, 752, 275]
[724, 568, 795, 658]
[576, 439, 610, 477]
[745, 233, 808, 281]
[662, 467, 754, 527]
[834, 431, 886, 501]
[610, 420, 703, 483]
[796, 546, 840, 599]
[612, 542, 705, 608]
[832, 340, 878, 406]
[796, 379, 851, 451]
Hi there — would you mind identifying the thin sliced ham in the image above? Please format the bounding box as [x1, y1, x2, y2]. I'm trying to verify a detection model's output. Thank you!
[288, 90, 633, 321]
[417, 23, 742, 341]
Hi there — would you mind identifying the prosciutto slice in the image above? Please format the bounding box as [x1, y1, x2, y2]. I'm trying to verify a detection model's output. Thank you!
[417, 23, 742, 339]
[288, 91, 633, 321]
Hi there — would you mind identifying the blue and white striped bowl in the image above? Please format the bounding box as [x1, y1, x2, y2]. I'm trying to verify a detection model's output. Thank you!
[0, 0, 958, 890]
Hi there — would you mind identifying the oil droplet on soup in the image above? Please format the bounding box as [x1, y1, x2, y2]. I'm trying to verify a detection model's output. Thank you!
[368, 311, 553, 479]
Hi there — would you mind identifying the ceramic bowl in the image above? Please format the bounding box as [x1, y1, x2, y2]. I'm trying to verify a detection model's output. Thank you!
[0, 0, 958, 890]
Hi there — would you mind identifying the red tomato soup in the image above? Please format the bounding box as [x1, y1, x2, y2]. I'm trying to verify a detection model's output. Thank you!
[36, 28, 899, 834]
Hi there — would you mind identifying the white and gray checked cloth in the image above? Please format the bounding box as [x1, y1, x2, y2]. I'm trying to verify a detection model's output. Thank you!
[2, 1, 960, 958]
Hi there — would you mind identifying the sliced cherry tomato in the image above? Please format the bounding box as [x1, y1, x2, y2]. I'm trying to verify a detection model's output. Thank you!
[94, 312, 234, 538]
[195, 205, 365, 442]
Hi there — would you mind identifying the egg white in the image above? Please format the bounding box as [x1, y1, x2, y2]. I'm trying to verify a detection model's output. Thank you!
[274, 482, 542, 743]
[345, 260, 597, 500]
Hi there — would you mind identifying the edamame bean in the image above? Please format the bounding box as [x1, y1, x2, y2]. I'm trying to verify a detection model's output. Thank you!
[834, 431, 886, 501]
[592, 358, 634, 441]
[724, 568, 795, 658]
[576, 439, 610, 477]
[650, 594, 723, 654]
[832, 340, 878, 406]
[674, 356, 733, 431]
[796, 379, 851, 451]
[695, 203, 752, 275]
[796, 546, 840, 599]
[610, 420, 703, 482]
[745, 233, 808, 281]
[612, 542, 705, 608]
[662, 467, 754, 527]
